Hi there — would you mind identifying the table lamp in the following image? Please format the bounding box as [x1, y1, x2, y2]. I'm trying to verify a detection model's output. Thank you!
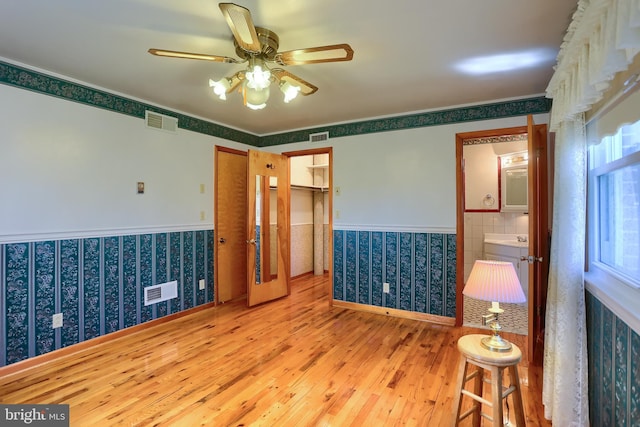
[463, 260, 526, 352]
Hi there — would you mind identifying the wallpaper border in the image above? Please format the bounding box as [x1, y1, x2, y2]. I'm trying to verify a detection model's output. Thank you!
[0, 60, 551, 147]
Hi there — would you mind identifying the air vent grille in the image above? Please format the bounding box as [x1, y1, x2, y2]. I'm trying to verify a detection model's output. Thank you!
[146, 287, 162, 302]
[144, 280, 178, 305]
[309, 131, 329, 143]
[145, 111, 178, 132]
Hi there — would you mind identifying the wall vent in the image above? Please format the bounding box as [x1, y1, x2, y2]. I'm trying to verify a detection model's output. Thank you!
[145, 111, 178, 132]
[309, 131, 329, 143]
[144, 280, 178, 306]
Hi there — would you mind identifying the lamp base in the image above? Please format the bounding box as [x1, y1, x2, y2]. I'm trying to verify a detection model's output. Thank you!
[480, 334, 512, 352]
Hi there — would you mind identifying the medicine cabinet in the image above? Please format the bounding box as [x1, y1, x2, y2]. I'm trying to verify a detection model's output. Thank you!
[500, 152, 528, 212]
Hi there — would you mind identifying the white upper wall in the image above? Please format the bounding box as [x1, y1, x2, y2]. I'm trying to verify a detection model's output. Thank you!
[0, 84, 249, 241]
[268, 113, 548, 232]
[1, 81, 548, 239]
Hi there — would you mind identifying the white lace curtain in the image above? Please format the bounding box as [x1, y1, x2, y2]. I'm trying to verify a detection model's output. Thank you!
[543, 0, 640, 425]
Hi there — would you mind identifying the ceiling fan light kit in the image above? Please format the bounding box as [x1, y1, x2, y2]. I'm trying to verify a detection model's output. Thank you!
[149, 2, 354, 110]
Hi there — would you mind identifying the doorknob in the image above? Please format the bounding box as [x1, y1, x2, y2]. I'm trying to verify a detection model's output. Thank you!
[246, 239, 256, 245]
[219, 237, 226, 244]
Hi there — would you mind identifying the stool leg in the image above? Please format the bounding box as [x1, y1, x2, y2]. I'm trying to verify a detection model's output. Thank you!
[452, 356, 468, 427]
[471, 366, 483, 427]
[490, 366, 503, 427]
[508, 365, 526, 426]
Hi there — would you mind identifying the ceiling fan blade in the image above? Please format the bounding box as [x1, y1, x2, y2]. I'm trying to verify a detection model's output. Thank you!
[272, 70, 318, 96]
[148, 48, 239, 63]
[276, 44, 354, 65]
[219, 3, 262, 54]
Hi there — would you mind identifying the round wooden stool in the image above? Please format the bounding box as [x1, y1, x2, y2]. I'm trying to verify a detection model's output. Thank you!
[452, 334, 525, 427]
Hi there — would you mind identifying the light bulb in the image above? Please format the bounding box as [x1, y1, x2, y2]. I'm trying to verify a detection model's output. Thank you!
[280, 81, 301, 103]
[209, 78, 230, 100]
[246, 65, 271, 90]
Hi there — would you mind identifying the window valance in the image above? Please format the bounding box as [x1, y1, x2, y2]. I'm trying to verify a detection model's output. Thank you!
[546, 0, 640, 131]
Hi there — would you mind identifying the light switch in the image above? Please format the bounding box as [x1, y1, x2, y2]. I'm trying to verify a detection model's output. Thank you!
[200, 184, 205, 194]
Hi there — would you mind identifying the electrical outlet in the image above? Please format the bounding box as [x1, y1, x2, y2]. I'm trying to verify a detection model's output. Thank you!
[200, 211, 205, 221]
[199, 279, 205, 290]
[199, 183, 205, 194]
[335, 210, 340, 219]
[52, 313, 63, 329]
[383, 282, 390, 293]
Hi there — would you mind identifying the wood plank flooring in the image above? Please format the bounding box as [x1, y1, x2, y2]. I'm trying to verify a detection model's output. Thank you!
[0, 274, 551, 426]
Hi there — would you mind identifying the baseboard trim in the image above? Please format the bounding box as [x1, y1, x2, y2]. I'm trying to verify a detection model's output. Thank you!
[332, 300, 456, 326]
[0, 302, 216, 377]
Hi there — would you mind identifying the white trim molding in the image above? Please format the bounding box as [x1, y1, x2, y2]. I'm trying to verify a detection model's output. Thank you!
[0, 223, 214, 244]
[333, 224, 456, 234]
[585, 268, 640, 336]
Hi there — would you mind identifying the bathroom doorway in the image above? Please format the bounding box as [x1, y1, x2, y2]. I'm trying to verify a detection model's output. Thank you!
[460, 129, 529, 335]
[455, 117, 550, 364]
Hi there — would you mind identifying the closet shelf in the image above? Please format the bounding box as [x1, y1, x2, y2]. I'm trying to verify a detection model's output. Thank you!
[290, 184, 328, 192]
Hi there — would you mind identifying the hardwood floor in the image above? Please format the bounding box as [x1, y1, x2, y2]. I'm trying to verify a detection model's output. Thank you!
[0, 274, 550, 426]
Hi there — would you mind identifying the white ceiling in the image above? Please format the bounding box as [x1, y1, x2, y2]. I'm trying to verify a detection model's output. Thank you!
[0, 0, 577, 136]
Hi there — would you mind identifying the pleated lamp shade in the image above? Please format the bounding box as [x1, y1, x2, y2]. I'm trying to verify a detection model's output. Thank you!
[463, 260, 526, 303]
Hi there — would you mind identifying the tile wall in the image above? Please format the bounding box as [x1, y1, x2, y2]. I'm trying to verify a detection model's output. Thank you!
[463, 212, 529, 281]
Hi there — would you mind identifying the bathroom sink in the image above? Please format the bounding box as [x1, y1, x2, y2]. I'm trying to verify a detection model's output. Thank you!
[483, 233, 529, 248]
[483, 239, 529, 248]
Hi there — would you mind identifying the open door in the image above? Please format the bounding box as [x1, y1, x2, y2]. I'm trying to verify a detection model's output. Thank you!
[247, 149, 290, 306]
[527, 115, 550, 364]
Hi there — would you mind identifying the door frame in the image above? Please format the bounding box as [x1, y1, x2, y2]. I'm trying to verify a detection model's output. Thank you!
[282, 147, 333, 302]
[455, 122, 550, 364]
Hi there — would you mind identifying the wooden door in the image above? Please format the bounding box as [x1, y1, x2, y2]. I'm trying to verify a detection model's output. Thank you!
[214, 146, 248, 303]
[247, 149, 290, 306]
[526, 116, 550, 365]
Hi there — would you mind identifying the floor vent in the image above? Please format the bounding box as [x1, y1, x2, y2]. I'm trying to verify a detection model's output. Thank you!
[309, 131, 329, 143]
[145, 111, 178, 132]
[144, 280, 178, 306]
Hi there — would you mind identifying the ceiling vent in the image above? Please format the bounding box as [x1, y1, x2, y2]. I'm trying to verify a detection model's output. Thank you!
[145, 111, 178, 132]
[309, 131, 329, 143]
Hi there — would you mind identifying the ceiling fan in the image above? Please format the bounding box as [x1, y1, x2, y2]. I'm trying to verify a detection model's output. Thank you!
[148, 2, 354, 110]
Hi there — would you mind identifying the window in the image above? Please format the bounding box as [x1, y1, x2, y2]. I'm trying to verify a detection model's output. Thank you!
[589, 119, 640, 288]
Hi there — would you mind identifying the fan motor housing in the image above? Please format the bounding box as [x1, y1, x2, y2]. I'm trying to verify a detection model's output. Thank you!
[234, 27, 280, 61]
